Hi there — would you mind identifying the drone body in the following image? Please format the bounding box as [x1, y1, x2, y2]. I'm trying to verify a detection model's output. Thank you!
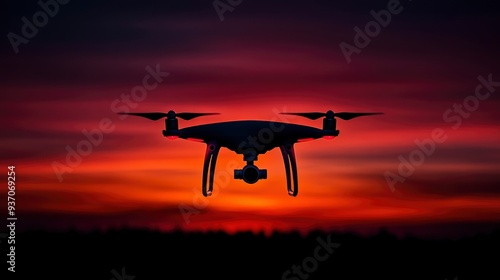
[119, 110, 382, 197]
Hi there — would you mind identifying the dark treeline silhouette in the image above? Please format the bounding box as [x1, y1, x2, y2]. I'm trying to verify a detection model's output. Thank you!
[11, 228, 500, 279]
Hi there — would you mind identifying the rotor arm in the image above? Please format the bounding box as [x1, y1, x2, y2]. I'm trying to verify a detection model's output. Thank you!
[202, 141, 220, 197]
[280, 143, 298, 197]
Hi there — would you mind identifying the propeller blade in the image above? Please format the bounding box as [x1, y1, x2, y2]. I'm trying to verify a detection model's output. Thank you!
[117, 112, 169, 121]
[176, 112, 219, 120]
[281, 111, 383, 120]
[118, 111, 219, 121]
[280, 112, 325, 120]
[334, 112, 383, 120]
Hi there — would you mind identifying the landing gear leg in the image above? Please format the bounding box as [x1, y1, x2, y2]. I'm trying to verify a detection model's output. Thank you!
[280, 143, 298, 197]
[202, 141, 220, 197]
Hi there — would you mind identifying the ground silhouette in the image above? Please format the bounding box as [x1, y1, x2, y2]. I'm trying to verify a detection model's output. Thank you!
[11, 228, 500, 279]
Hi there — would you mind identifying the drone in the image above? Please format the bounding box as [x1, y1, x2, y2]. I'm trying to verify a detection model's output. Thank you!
[119, 109, 382, 197]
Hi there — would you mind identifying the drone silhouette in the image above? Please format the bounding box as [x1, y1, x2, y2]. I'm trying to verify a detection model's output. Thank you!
[119, 110, 382, 197]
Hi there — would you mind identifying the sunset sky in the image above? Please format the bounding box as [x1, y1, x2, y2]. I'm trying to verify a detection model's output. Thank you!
[1, 0, 499, 237]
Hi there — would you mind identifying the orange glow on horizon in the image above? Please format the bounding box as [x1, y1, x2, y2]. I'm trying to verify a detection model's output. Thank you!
[3, 28, 500, 236]
[8, 97, 500, 235]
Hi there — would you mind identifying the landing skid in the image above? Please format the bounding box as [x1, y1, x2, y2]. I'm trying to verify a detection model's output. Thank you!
[280, 143, 298, 197]
[202, 141, 220, 197]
